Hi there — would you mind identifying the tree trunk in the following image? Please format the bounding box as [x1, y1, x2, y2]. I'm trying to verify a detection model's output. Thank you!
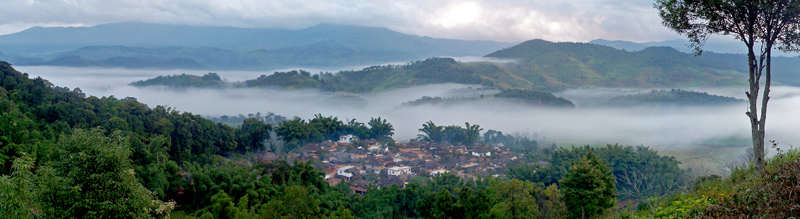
[745, 38, 765, 175]
[756, 44, 773, 175]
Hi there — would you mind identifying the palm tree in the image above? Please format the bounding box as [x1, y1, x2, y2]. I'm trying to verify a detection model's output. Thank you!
[418, 121, 444, 143]
[309, 114, 343, 141]
[463, 122, 483, 146]
[368, 117, 394, 142]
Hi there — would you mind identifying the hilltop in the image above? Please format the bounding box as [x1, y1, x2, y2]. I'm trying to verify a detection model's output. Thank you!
[486, 39, 750, 88]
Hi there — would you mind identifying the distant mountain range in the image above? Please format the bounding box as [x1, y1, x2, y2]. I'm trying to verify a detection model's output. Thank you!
[0, 22, 514, 70]
[589, 38, 800, 57]
[3, 22, 800, 88]
[129, 39, 800, 91]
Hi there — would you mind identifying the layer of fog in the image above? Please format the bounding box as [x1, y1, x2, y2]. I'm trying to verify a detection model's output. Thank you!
[17, 66, 800, 151]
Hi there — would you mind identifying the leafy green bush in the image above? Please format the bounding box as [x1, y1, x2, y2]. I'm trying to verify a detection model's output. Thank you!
[650, 148, 800, 218]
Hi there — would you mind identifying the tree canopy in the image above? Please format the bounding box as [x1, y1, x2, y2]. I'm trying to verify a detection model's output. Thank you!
[656, 0, 800, 174]
[560, 152, 617, 218]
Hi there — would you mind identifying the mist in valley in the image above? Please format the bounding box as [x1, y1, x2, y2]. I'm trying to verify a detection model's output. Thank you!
[17, 65, 800, 171]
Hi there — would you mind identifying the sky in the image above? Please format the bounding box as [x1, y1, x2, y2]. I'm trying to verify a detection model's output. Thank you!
[0, 0, 683, 43]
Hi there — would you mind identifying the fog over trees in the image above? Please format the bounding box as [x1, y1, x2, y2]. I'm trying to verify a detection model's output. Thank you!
[2, 4, 800, 215]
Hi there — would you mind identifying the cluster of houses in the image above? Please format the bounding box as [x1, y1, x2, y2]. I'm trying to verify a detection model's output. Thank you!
[258, 135, 536, 194]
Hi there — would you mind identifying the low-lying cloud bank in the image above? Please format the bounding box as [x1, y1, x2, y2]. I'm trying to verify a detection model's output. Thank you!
[18, 66, 800, 150]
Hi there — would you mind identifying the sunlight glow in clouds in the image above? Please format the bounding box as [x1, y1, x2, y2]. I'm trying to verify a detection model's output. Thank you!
[433, 2, 482, 28]
[0, 0, 680, 43]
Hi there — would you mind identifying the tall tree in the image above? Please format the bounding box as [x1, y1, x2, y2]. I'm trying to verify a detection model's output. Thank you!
[367, 117, 394, 142]
[560, 152, 617, 219]
[309, 114, 344, 141]
[442, 125, 465, 144]
[343, 118, 370, 139]
[0, 153, 39, 218]
[417, 121, 444, 143]
[463, 122, 483, 146]
[236, 118, 272, 151]
[656, 0, 800, 174]
[489, 179, 541, 219]
[37, 128, 173, 218]
[276, 118, 322, 151]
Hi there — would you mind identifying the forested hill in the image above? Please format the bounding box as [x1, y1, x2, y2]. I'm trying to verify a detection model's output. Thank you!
[0, 60, 279, 217]
[133, 57, 520, 92]
[318, 57, 502, 92]
[130, 73, 226, 88]
[604, 89, 744, 107]
[401, 89, 576, 108]
[0, 59, 279, 172]
[485, 39, 751, 88]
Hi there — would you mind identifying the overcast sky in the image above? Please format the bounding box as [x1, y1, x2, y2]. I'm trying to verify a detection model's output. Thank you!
[0, 0, 685, 43]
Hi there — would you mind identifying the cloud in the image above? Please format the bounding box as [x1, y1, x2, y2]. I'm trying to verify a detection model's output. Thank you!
[0, 0, 681, 42]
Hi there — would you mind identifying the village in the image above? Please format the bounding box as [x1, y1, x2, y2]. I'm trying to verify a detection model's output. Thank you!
[258, 134, 547, 194]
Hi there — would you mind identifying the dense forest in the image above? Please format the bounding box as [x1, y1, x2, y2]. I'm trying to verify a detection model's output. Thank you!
[307, 57, 497, 93]
[130, 57, 504, 93]
[400, 89, 577, 108]
[494, 89, 576, 108]
[604, 89, 743, 107]
[242, 70, 322, 89]
[2, 60, 798, 218]
[131, 73, 227, 88]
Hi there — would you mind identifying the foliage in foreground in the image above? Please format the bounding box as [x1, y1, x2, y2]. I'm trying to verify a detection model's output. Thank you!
[647, 148, 800, 218]
[560, 152, 617, 219]
[0, 128, 174, 218]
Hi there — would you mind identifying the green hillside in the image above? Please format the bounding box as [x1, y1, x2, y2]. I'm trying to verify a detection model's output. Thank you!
[130, 73, 226, 88]
[494, 89, 576, 108]
[486, 39, 749, 88]
[399, 88, 576, 108]
[243, 70, 322, 89]
[604, 89, 743, 107]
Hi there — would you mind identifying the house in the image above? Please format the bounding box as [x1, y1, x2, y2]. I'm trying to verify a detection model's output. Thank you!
[430, 169, 450, 176]
[349, 149, 368, 160]
[364, 139, 381, 147]
[380, 156, 394, 166]
[365, 159, 384, 170]
[378, 175, 405, 188]
[536, 160, 551, 168]
[350, 179, 370, 194]
[256, 152, 279, 162]
[399, 147, 414, 153]
[401, 152, 419, 161]
[387, 166, 412, 176]
[338, 134, 357, 144]
[461, 163, 480, 172]
[336, 165, 357, 180]
[367, 145, 382, 152]
[422, 161, 440, 171]
[302, 143, 322, 153]
[408, 139, 422, 147]
[406, 159, 423, 167]
[427, 143, 442, 151]
[330, 151, 352, 163]
[471, 149, 491, 158]
[320, 140, 335, 148]
[294, 152, 315, 163]
[323, 162, 337, 173]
